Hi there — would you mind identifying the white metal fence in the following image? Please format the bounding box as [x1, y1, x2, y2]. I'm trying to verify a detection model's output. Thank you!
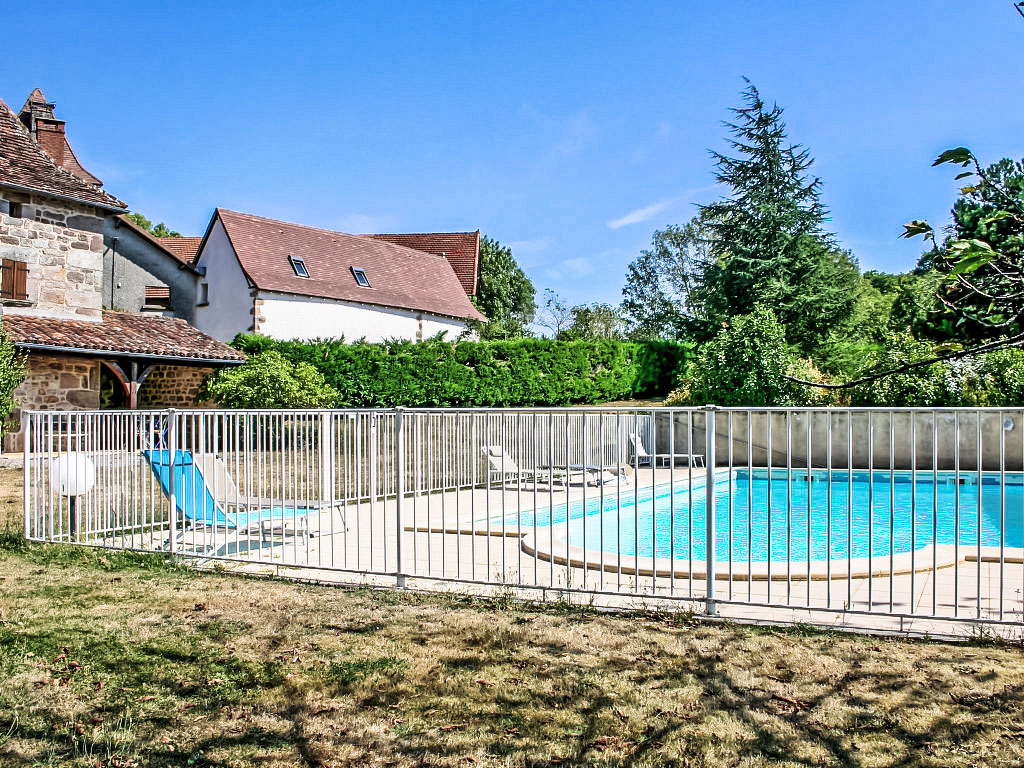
[22, 406, 1024, 634]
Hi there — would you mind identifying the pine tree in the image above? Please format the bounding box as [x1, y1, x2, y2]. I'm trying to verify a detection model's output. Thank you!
[698, 82, 858, 353]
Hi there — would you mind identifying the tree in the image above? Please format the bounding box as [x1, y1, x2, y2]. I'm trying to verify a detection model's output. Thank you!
[201, 351, 338, 408]
[470, 235, 536, 339]
[535, 289, 573, 338]
[0, 322, 27, 436]
[788, 149, 1024, 391]
[697, 82, 859, 353]
[620, 214, 715, 340]
[126, 212, 181, 238]
[910, 155, 1024, 342]
[561, 303, 626, 341]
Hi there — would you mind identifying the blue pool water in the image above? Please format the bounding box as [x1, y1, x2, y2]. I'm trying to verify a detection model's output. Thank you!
[502, 470, 1024, 562]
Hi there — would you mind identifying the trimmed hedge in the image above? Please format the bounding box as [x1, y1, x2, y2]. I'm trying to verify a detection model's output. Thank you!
[232, 335, 689, 408]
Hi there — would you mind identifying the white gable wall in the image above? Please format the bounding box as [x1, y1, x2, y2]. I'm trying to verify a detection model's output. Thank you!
[193, 218, 254, 342]
[255, 291, 467, 343]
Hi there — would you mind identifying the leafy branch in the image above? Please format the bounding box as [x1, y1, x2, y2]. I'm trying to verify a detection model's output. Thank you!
[787, 146, 1024, 390]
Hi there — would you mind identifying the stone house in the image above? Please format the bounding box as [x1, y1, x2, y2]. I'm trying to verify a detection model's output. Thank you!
[0, 89, 242, 450]
[191, 208, 485, 343]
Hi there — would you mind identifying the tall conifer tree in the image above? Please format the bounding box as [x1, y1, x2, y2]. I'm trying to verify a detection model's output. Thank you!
[698, 82, 858, 353]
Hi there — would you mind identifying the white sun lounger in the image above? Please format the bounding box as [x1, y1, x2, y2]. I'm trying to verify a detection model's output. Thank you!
[629, 434, 705, 468]
[481, 446, 587, 487]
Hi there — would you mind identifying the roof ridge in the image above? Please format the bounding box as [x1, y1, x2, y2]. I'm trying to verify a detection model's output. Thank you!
[366, 230, 480, 237]
[217, 208, 451, 261]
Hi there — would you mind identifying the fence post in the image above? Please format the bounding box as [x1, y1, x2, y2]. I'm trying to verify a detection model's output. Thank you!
[320, 412, 335, 506]
[704, 405, 718, 616]
[22, 411, 31, 540]
[395, 407, 406, 588]
[167, 409, 177, 556]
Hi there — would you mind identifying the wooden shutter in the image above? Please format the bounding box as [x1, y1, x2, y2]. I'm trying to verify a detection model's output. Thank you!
[0, 259, 13, 300]
[13, 261, 27, 300]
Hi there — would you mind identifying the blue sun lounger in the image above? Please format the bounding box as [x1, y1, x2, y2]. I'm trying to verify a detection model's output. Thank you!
[142, 449, 330, 554]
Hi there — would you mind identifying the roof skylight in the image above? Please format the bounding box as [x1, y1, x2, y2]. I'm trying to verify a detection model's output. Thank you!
[288, 255, 309, 278]
[351, 267, 371, 287]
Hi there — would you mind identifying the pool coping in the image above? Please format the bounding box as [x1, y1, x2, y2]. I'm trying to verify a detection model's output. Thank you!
[519, 532, 969, 581]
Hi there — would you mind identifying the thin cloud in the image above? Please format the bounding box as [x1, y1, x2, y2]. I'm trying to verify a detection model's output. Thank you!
[607, 198, 676, 230]
[508, 236, 555, 257]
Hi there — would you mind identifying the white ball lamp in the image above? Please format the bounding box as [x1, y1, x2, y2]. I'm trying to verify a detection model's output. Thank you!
[51, 453, 95, 541]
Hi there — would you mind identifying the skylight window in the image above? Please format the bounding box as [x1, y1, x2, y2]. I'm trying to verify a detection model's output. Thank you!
[288, 255, 309, 278]
[351, 267, 371, 287]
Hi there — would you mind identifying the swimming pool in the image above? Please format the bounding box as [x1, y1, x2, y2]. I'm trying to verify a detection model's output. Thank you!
[505, 469, 1024, 563]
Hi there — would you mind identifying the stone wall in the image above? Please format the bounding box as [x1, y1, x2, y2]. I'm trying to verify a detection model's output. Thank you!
[0, 191, 107, 321]
[138, 365, 214, 409]
[4, 353, 100, 451]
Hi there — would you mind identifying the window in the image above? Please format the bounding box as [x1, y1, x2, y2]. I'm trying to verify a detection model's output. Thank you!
[351, 266, 371, 287]
[288, 255, 309, 278]
[199, 282, 210, 305]
[143, 285, 171, 310]
[0, 259, 29, 301]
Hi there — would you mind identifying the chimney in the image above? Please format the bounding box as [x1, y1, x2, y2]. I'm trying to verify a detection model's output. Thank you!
[18, 88, 103, 187]
[35, 121, 66, 166]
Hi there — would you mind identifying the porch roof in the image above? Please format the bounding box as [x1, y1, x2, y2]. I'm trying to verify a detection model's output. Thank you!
[2, 311, 245, 365]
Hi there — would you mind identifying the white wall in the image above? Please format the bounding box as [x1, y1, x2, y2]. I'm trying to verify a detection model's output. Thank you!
[193, 219, 254, 342]
[256, 292, 467, 343]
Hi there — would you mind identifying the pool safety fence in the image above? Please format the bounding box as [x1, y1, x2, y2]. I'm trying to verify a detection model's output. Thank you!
[22, 407, 1024, 631]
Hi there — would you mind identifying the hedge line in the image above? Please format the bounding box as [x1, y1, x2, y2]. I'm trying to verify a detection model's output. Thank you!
[232, 334, 689, 408]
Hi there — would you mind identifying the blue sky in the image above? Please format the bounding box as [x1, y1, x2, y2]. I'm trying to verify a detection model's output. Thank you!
[5, 1, 1022, 307]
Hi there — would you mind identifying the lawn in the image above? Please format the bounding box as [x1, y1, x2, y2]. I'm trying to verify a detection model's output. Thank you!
[2, 468, 1024, 767]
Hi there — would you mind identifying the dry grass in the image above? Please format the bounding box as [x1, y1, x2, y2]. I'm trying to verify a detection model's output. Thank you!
[3, 468, 1024, 767]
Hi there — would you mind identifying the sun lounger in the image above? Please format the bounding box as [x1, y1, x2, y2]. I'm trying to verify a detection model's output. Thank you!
[629, 434, 705, 468]
[193, 453, 338, 511]
[142, 449, 336, 555]
[481, 446, 586, 487]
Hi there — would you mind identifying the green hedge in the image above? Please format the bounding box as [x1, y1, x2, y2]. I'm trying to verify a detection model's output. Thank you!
[232, 335, 690, 408]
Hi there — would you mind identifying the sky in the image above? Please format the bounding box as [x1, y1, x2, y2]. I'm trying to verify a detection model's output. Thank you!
[4, 1, 1023, 308]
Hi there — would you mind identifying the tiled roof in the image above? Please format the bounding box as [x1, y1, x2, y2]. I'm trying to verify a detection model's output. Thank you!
[157, 236, 203, 264]
[18, 88, 103, 186]
[0, 98, 125, 211]
[366, 231, 480, 296]
[215, 209, 485, 322]
[2, 311, 244, 362]
[53, 136, 103, 187]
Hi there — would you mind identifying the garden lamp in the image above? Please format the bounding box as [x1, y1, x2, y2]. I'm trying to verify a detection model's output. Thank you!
[51, 453, 95, 542]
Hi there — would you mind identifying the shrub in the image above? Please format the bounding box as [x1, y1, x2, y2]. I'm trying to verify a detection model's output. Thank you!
[0, 322, 27, 435]
[676, 307, 811, 407]
[848, 332, 944, 407]
[230, 335, 689, 407]
[201, 351, 339, 408]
